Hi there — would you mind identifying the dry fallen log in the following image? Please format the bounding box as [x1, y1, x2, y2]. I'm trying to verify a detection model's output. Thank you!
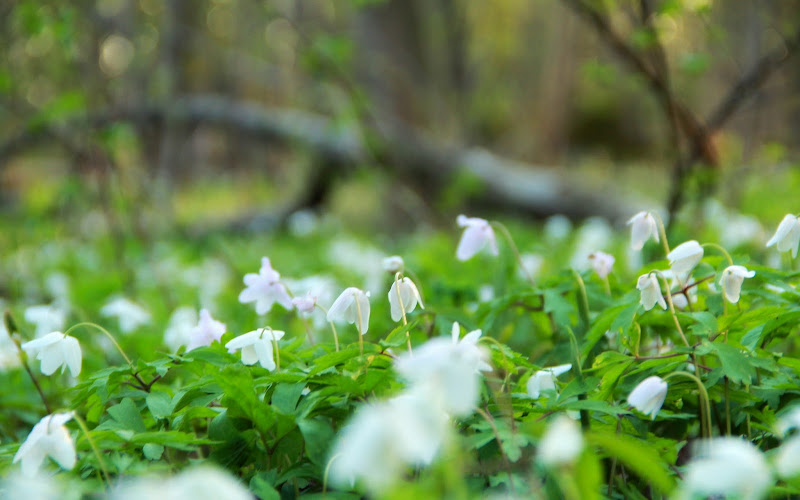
[0, 94, 648, 225]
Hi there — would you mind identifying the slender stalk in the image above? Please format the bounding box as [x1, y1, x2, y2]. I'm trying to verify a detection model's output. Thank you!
[72, 412, 112, 489]
[18, 350, 52, 413]
[665, 371, 712, 439]
[354, 296, 364, 356]
[315, 304, 340, 352]
[701, 242, 734, 267]
[65, 322, 133, 366]
[651, 212, 671, 256]
[491, 221, 535, 286]
[601, 275, 611, 296]
[653, 272, 690, 348]
[267, 327, 280, 372]
[393, 272, 413, 354]
[724, 377, 731, 435]
[322, 453, 343, 494]
[475, 407, 516, 493]
[572, 270, 590, 328]
[299, 316, 316, 346]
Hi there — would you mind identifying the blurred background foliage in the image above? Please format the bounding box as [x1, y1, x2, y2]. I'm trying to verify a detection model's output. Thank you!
[1, 0, 800, 235]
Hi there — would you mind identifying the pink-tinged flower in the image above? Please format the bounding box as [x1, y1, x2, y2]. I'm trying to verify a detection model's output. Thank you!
[388, 277, 424, 322]
[186, 309, 226, 351]
[637, 273, 666, 311]
[719, 265, 755, 304]
[627, 211, 659, 251]
[588, 251, 615, 279]
[21, 331, 81, 377]
[627, 376, 668, 419]
[224, 329, 284, 371]
[327, 287, 371, 335]
[456, 215, 498, 261]
[13, 412, 75, 477]
[292, 292, 317, 315]
[766, 214, 800, 258]
[667, 240, 704, 275]
[238, 257, 293, 315]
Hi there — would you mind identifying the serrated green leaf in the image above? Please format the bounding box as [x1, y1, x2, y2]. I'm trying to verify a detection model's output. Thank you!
[707, 341, 757, 384]
[146, 391, 173, 420]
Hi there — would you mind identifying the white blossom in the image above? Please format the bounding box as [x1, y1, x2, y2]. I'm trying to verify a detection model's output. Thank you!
[627, 211, 659, 251]
[388, 277, 424, 322]
[100, 297, 151, 333]
[682, 438, 771, 500]
[538, 415, 584, 467]
[238, 257, 293, 315]
[527, 364, 572, 399]
[163, 307, 198, 352]
[186, 309, 226, 351]
[382, 255, 404, 273]
[588, 251, 615, 279]
[111, 465, 253, 500]
[456, 215, 498, 261]
[327, 287, 371, 335]
[775, 435, 800, 478]
[766, 214, 800, 258]
[627, 376, 668, 419]
[719, 265, 755, 304]
[13, 412, 75, 477]
[637, 273, 666, 311]
[451, 322, 493, 374]
[667, 240, 704, 275]
[21, 331, 81, 377]
[225, 329, 284, 371]
[291, 292, 317, 316]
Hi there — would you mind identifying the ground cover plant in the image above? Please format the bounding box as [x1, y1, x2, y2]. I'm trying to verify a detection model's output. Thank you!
[3, 206, 800, 499]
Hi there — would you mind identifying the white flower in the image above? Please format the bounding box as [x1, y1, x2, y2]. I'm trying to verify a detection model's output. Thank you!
[526, 364, 572, 399]
[682, 438, 771, 500]
[627, 376, 668, 419]
[327, 287, 371, 335]
[24, 304, 67, 337]
[775, 435, 800, 478]
[163, 307, 198, 352]
[636, 274, 666, 311]
[456, 215, 498, 261]
[291, 292, 317, 315]
[667, 240, 704, 275]
[451, 322, 493, 374]
[21, 331, 81, 377]
[538, 415, 584, 467]
[627, 211, 659, 251]
[224, 329, 284, 371]
[588, 251, 615, 279]
[111, 465, 253, 500]
[100, 297, 151, 333]
[238, 257, 293, 315]
[186, 309, 226, 351]
[394, 332, 489, 417]
[766, 214, 800, 258]
[388, 277, 424, 322]
[777, 407, 800, 437]
[0, 470, 62, 500]
[328, 387, 450, 493]
[719, 265, 756, 303]
[13, 412, 76, 477]
[382, 255, 404, 273]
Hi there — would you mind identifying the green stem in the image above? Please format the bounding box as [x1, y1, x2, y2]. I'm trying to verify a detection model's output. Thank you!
[72, 412, 112, 489]
[701, 242, 734, 267]
[652, 272, 690, 348]
[354, 296, 364, 356]
[17, 348, 52, 413]
[266, 327, 280, 372]
[491, 221, 535, 286]
[315, 304, 340, 352]
[322, 453, 343, 494]
[724, 377, 731, 435]
[393, 272, 412, 355]
[65, 322, 133, 366]
[651, 212, 671, 257]
[572, 270, 590, 328]
[475, 407, 516, 493]
[664, 371, 712, 439]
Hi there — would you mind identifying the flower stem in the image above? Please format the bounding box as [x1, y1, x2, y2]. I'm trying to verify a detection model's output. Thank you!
[651, 212, 671, 257]
[394, 272, 413, 355]
[72, 412, 112, 489]
[491, 221, 535, 286]
[701, 242, 734, 267]
[65, 322, 133, 366]
[572, 270, 590, 328]
[315, 304, 340, 352]
[475, 407, 516, 493]
[267, 327, 280, 372]
[354, 297, 364, 356]
[664, 371, 712, 439]
[653, 272, 690, 348]
[17, 348, 52, 413]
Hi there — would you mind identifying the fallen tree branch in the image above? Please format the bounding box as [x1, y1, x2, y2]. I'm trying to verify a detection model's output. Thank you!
[0, 94, 646, 224]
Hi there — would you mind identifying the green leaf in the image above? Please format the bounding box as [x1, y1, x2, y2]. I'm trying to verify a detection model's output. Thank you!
[544, 289, 573, 328]
[271, 382, 307, 415]
[588, 431, 675, 494]
[707, 341, 757, 384]
[249, 471, 281, 500]
[106, 398, 146, 433]
[298, 417, 335, 466]
[142, 443, 164, 460]
[146, 391, 173, 420]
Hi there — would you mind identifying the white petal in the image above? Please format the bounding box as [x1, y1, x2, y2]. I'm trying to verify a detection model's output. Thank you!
[456, 225, 487, 261]
[253, 340, 275, 371]
[327, 289, 355, 323]
[38, 344, 64, 376]
[46, 427, 76, 470]
[224, 330, 261, 350]
[240, 345, 259, 365]
[62, 336, 82, 377]
[21, 331, 63, 353]
[355, 291, 370, 335]
[767, 214, 798, 247]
